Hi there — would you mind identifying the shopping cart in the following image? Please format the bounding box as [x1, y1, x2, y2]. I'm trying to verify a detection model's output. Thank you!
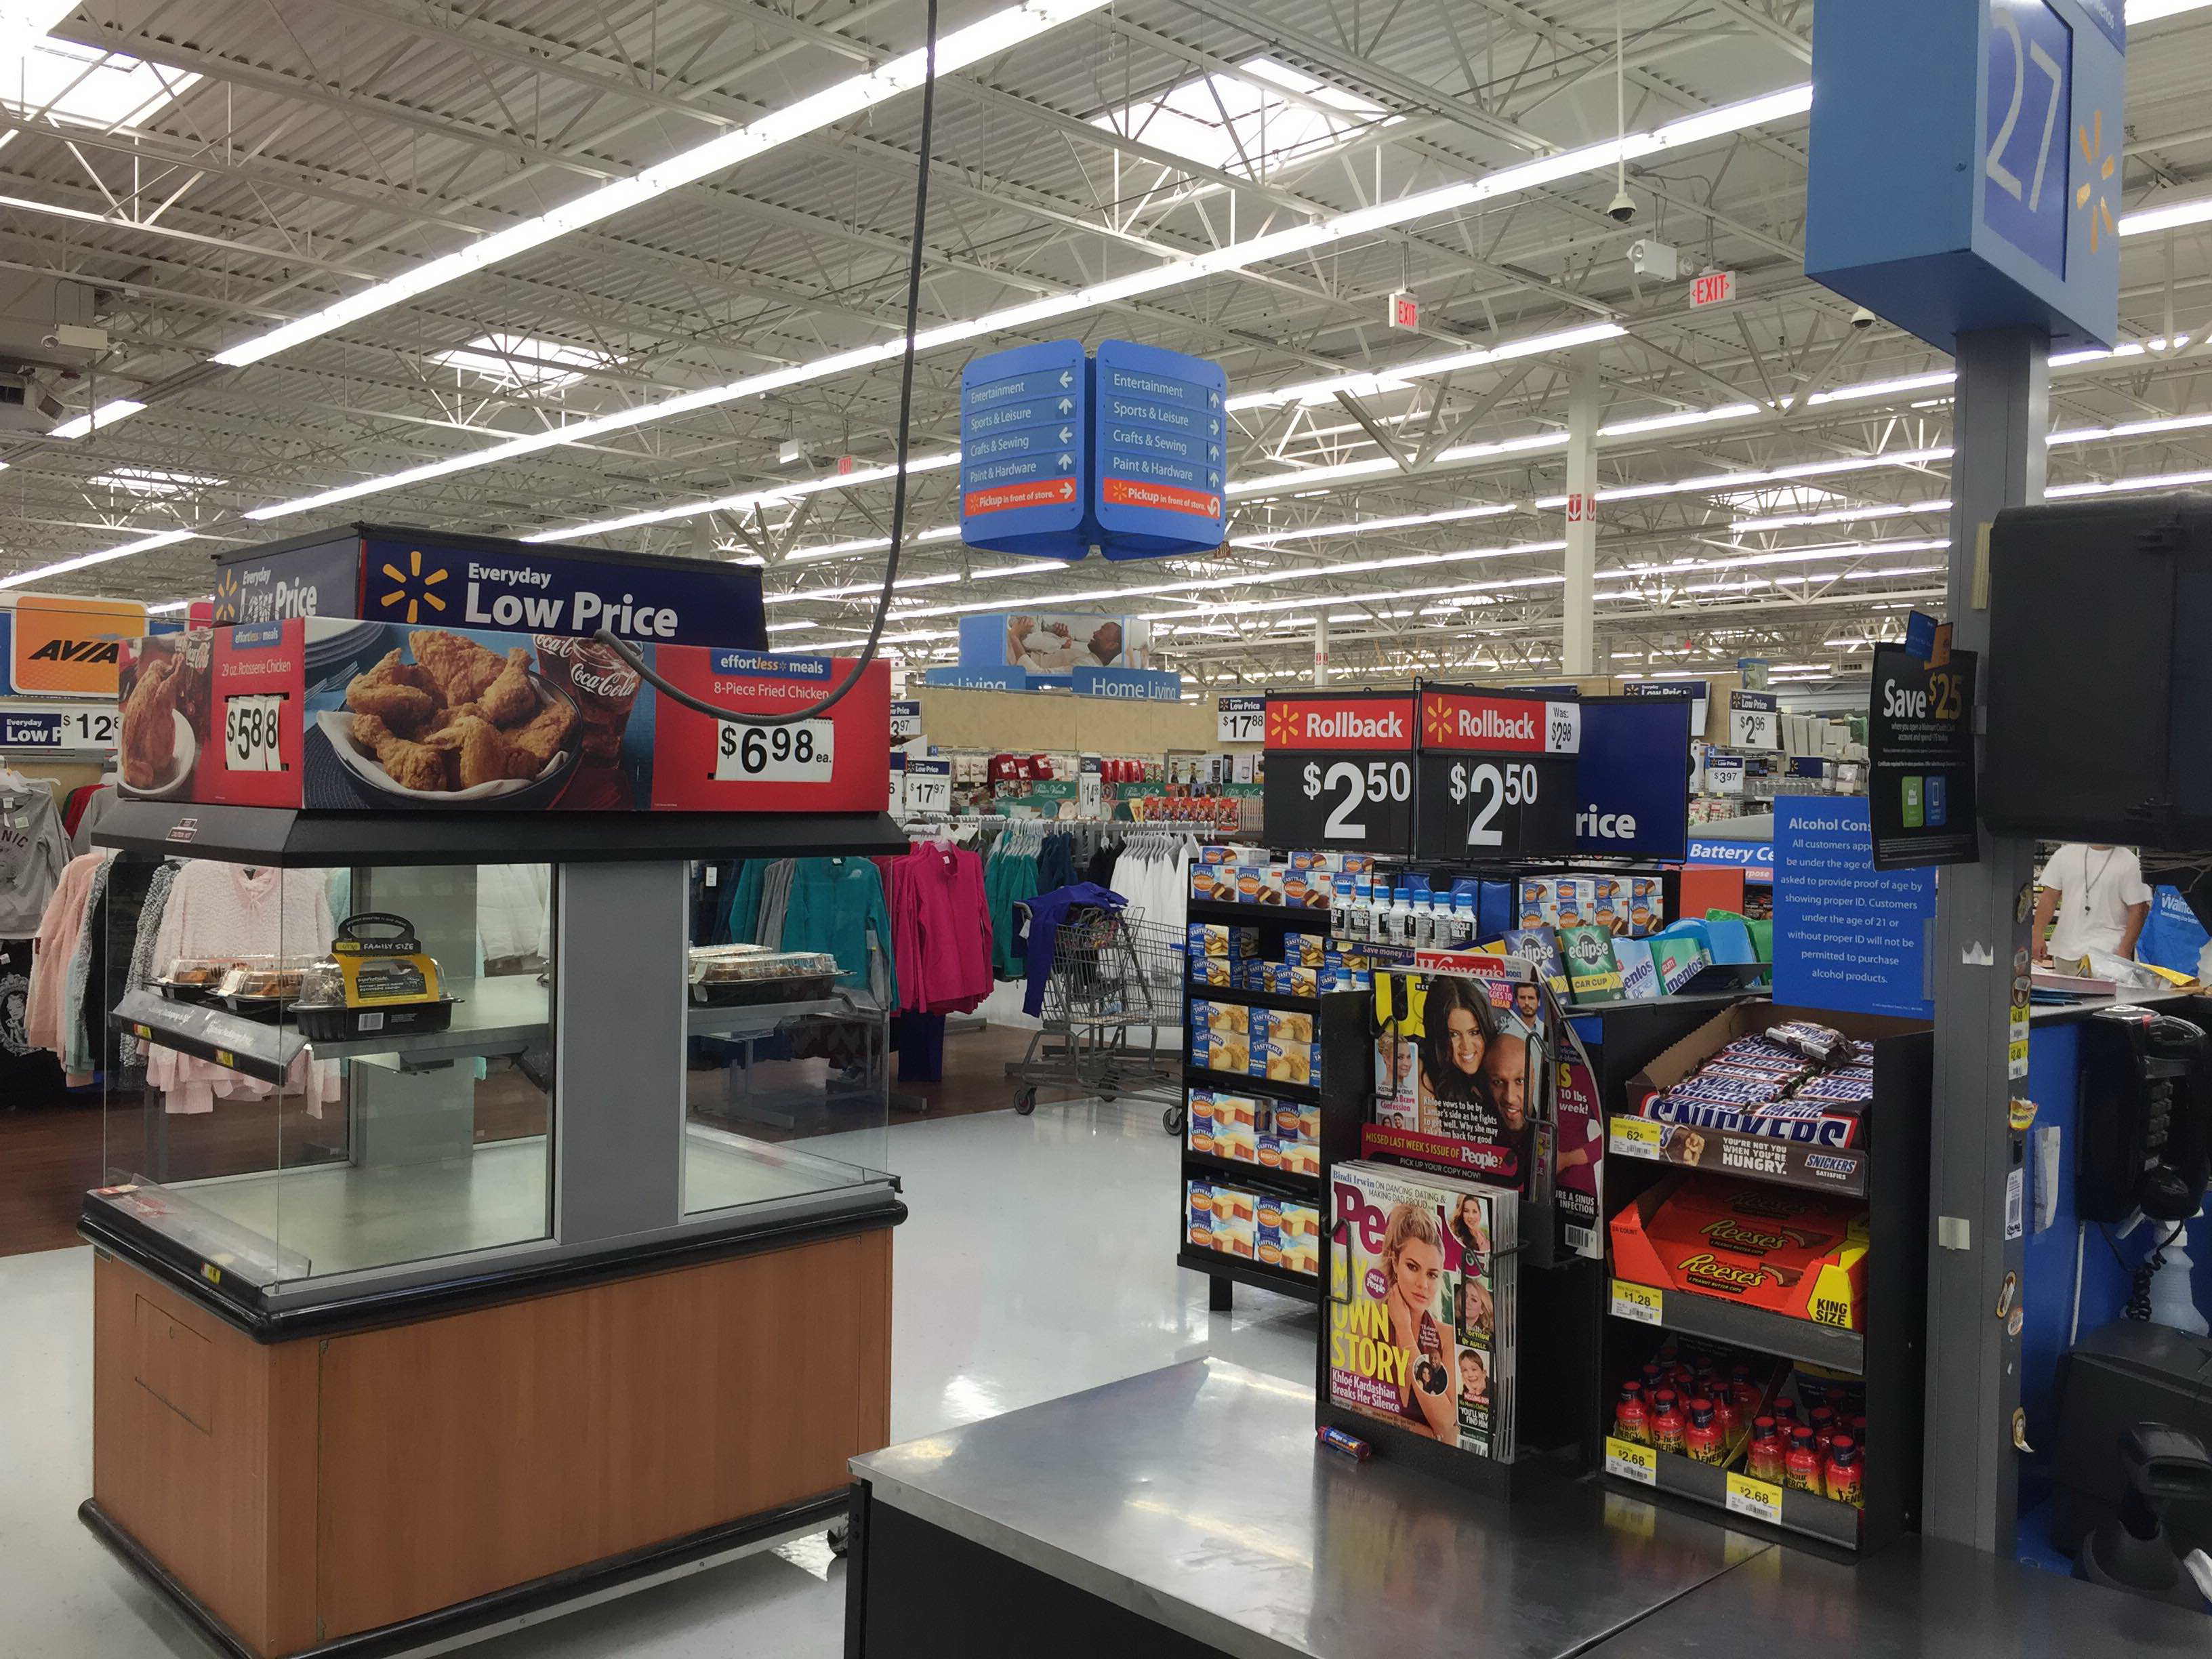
[1008, 905, 1187, 1132]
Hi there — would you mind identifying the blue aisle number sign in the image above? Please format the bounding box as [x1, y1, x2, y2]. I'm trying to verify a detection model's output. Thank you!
[1806, 0, 2123, 352]
[1982, 0, 2074, 279]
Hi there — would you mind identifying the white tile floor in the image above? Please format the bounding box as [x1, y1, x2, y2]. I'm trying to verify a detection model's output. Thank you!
[0, 1097, 1315, 1659]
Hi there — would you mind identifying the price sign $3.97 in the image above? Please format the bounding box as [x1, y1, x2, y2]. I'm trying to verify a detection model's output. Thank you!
[714, 718, 836, 784]
[1264, 754, 1414, 851]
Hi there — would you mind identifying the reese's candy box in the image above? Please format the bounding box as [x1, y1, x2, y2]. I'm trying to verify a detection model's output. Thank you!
[1610, 1173, 1868, 1330]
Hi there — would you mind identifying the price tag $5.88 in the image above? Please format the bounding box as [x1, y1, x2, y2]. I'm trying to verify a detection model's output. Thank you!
[224, 693, 285, 773]
[714, 718, 836, 783]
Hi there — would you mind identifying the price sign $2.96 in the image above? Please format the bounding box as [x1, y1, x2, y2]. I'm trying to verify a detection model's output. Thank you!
[714, 718, 836, 784]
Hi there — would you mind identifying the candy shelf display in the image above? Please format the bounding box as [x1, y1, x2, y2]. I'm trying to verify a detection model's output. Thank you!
[1597, 1002, 1933, 1552]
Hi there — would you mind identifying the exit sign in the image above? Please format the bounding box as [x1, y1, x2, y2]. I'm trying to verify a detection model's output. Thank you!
[1389, 289, 1419, 329]
[1692, 271, 1736, 308]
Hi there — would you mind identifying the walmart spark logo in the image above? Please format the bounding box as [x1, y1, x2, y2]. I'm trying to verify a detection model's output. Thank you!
[1267, 702, 1296, 745]
[377, 548, 450, 623]
[1422, 696, 1452, 745]
[213, 567, 241, 623]
[2075, 108, 2118, 253]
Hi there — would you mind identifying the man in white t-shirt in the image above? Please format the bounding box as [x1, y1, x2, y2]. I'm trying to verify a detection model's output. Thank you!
[2034, 842, 2153, 966]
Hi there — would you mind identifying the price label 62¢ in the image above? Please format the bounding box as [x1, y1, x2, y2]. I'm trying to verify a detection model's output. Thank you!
[223, 693, 287, 773]
[714, 718, 836, 783]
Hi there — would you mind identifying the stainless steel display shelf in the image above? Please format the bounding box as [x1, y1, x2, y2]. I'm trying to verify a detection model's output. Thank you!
[1610, 1277, 1864, 1373]
[1603, 1436, 1862, 1549]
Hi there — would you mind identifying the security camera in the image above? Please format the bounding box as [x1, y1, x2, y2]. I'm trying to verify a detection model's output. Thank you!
[1849, 306, 1878, 331]
[1607, 186, 1638, 224]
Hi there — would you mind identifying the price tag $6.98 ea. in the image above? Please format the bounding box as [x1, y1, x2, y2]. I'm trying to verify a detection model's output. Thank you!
[714, 718, 836, 783]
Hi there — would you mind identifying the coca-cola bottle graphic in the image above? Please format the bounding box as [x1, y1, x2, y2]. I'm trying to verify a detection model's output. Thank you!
[535, 634, 641, 808]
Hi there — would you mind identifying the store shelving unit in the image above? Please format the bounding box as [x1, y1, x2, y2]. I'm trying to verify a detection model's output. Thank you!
[1177, 890, 1363, 1311]
[1597, 1012, 1932, 1555]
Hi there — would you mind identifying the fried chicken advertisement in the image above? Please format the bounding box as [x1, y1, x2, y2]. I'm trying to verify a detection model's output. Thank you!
[120, 654, 182, 790]
[339, 632, 577, 794]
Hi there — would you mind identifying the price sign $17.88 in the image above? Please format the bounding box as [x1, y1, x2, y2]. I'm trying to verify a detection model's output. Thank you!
[714, 718, 836, 784]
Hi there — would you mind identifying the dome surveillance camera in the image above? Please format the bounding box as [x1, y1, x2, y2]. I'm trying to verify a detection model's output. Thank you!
[1606, 186, 1638, 224]
[1850, 305, 1878, 330]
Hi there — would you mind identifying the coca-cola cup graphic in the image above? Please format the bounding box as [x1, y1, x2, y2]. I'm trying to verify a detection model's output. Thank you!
[536, 634, 639, 766]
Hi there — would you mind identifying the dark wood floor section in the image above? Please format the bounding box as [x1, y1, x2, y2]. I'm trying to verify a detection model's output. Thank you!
[0, 1023, 1048, 1258]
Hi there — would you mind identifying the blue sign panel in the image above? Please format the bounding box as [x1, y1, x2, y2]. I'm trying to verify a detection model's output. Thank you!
[1982, 0, 2074, 280]
[1572, 697, 1692, 860]
[1807, 0, 2123, 352]
[1772, 797, 1936, 1019]
[1687, 838, 1774, 880]
[218, 533, 765, 647]
[922, 665, 1029, 690]
[1092, 340, 1227, 560]
[359, 537, 764, 647]
[959, 340, 1089, 561]
[213, 535, 361, 625]
[2139, 884, 2210, 977]
[1071, 665, 1182, 701]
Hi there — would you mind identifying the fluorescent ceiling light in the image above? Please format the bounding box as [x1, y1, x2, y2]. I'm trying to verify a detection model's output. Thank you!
[2049, 466, 2212, 497]
[50, 398, 144, 439]
[1091, 54, 1393, 184]
[242, 83, 1814, 522]
[430, 333, 613, 392]
[91, 465, 222, 495]
[1805, 371, 1956, 407]
[145, 596, 202, 614]
[210, 0, 1113, 373]
[0, 527, 196, 590]
[1233, 501, 1515, 547]
[1227, 321, 1624, 411]
[1733, 498, 1949, 531]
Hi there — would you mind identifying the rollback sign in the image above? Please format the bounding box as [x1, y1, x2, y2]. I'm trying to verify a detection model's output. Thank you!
[1263, 691, 1416, 852]
[1413, 687, 1580, 861]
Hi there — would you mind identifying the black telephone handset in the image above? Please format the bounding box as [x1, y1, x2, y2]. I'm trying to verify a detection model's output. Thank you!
[2077, 1010, 2212, 1225]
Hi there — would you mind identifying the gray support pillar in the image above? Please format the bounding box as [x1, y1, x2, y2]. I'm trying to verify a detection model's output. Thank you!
[1312, 614, 1329, 687]
[1922, 327, 2047, 1550]
[1562, 349, 1601, 677]
[554, 859, 689, 1244]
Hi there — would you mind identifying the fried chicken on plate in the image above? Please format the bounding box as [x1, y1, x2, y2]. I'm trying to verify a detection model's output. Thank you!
[121, 655, 181, 790]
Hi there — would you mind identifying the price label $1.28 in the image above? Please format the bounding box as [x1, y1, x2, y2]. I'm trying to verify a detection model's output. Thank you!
[714, 718, 837, 784]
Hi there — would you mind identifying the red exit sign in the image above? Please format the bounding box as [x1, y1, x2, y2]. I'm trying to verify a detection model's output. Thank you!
[1692, 271, 1736, 308]
[1389, 289, 1419, 329]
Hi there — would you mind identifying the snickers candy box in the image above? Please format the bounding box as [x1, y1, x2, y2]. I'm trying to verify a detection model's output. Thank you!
[1609, 1172, 1868, 1330]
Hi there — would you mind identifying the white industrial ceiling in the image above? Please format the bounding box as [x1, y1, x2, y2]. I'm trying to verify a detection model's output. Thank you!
[1, 0, 2210, 690]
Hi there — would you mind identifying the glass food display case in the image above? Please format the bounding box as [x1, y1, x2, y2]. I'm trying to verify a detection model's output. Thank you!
[89, 846, 897, 1322]
[77, 609, 905, 1659]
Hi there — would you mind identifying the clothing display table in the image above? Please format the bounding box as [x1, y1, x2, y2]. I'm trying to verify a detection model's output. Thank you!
[844, 1357, 2208, 1659]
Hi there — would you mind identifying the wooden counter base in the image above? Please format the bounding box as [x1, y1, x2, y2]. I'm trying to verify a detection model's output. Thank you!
[89, 1226, 893, 1657]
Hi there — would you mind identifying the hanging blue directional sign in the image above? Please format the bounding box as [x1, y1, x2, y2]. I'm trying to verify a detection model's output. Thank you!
[958, 339, 1229, 563]
[1805, 0, 2125, 352]
[1092, 340, 1228, 560]
[958, 339, 1089, 560]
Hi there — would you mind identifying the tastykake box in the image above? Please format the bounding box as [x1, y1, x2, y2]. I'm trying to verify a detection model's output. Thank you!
[1610, 1171, 1868, 1330]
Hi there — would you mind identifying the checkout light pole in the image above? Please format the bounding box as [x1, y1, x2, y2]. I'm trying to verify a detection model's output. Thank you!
[1801, 0, 2124, 1553]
